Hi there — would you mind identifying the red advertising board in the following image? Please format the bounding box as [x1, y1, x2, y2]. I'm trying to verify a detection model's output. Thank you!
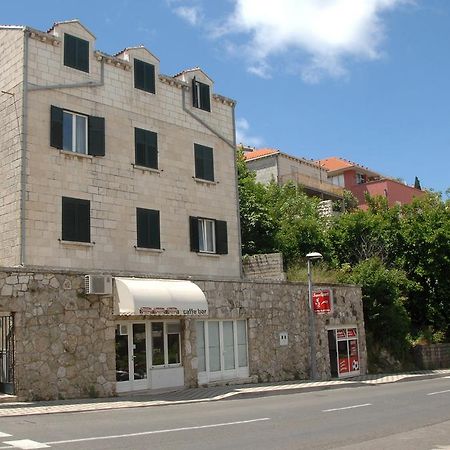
[312, 289, 332, 314]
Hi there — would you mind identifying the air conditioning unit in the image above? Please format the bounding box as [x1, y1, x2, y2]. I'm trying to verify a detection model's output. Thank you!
[84, 275, 113, 295]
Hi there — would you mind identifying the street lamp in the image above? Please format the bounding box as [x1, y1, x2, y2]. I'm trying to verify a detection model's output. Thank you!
[306, 252, 323, 380]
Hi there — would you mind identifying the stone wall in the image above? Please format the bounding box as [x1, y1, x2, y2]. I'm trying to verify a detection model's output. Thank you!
[0, 268, 116, 401]
[243, 253, 286, 281]
[413, 344, 450, 370]
[0, 267, 366, 400]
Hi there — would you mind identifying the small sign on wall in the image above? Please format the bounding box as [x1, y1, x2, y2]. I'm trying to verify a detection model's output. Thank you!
[312, 289, 332, 314]
[279, 332, 288, 346]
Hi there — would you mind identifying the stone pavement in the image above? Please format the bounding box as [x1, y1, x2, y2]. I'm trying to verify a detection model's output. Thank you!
[0, 369, 449, 417]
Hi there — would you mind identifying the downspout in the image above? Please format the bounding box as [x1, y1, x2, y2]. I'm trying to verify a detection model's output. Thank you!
[20, 29, 30, 266]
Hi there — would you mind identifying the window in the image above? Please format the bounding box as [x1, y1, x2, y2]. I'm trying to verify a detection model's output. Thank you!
[194, 144, 214, 181]
[63, 111, 87, 154]
[196, 320, 248, 379]
[62, 197, 90, 243]
[64, 33, 89, 73]
[134, 59, 156, 94]
[135, 128, 158, 169]
[189, 217, 228, 254]
[355, 173, 365, 184]
[50, 106, 105, 156]
[192, 78, 211, 112]
[136, 208, 160, 249]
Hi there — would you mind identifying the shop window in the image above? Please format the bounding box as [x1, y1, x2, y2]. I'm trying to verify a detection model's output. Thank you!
[196, 320, 248, 379]
[328, 327, 360, 378]
[134, 59, 155, 94]
[194, 143, 214, 181]
[136, 208, 160, 249]
[189, 217, 228, 254]
[64, 33, 89, 72]
[50, 106, 105, 156]
[192, 78, 211, 112]
[61, 196, 90, 243]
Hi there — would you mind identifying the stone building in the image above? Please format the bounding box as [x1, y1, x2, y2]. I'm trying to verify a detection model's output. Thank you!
[0, 20, 366, 400]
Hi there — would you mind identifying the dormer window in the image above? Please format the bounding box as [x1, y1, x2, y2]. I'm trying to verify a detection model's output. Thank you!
[64, 33, 89, 73]
[192, 78, 211, 112]
[134, 59, 156, 94]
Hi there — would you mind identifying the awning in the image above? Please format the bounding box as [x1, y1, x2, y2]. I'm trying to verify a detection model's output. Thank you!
[114, 278, 208, 316]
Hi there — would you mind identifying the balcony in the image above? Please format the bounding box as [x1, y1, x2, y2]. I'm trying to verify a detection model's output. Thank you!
[279, 172, 344, 199]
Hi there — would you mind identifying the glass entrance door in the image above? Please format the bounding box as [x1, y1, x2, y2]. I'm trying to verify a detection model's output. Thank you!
[115, 321, 184, 392]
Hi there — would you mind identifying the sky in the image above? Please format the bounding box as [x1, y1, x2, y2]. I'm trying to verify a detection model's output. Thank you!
[2, 0, 449, 193]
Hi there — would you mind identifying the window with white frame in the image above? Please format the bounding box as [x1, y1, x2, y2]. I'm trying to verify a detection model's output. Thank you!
[198, 218, 215, 253]
[63, 110, 88, 154]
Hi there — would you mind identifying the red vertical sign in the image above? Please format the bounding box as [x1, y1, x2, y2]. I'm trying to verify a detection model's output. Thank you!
[312, 289, 332, 313]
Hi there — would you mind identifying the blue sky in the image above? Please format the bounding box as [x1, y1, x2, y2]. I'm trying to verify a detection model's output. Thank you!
[3, 0, 449, 193]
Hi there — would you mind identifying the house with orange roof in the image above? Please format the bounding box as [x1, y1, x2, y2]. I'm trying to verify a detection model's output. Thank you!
[318, 157, 425, 209]
[244, 147, 343, 201]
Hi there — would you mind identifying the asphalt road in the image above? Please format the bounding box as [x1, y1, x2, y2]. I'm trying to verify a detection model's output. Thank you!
[0, 376, 450, 449]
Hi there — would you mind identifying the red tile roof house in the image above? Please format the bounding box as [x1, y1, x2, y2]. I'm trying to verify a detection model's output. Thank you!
[243, 148, 344, 201]
[317, 157, 425, 209]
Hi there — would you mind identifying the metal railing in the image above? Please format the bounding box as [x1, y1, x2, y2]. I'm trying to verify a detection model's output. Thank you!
[279, 172, 344, 197]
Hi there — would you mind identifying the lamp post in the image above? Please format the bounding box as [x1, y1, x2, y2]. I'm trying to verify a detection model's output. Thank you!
[306, 252, 323, 380]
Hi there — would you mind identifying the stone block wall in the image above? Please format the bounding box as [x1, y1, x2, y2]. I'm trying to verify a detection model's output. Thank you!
[243, 253, 286, 281]
[413, 344, 450, 370]
[0, 28, 24, 266]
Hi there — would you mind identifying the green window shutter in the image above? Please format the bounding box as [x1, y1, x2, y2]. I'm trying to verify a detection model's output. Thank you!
[88, 115, 105, 156]
[134, 59, 155, 93]
[135, 128, 158, 169]
[50, 105, 63, 149]
[62, 197, 90, 243]
[215, 220, 228, 255]
[192, 78, 198, 108]
[194, 144, 214, 181]
[64, 34, 76, 69]
[77, 37, 89, 73]
[137, 208, 160, 249]
[200, 82, 211, 112]
[64, 34, 89, 73]
[189, 216, 199, 252]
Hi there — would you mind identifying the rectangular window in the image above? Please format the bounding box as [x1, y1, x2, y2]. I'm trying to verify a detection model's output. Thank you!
[63, 111, 87, 154]
[194, 144, 214, 181]
[64, 33, 89, 73]
[62, 197, 90, 243]
[192, 78, 211, 112]
[50, 106, 105, 156]
[198, 218, 215, 253]
[136, 208, 160, 249]
[189, 217, 228, 254]
[167, 323, 181, 365]
[151, 322, 165, 366]
[134, 59, 156, 94]
[135, 128, 158, 169]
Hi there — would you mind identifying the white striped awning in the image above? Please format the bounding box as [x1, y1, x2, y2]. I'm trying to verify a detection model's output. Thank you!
[114, 278, 208, 316]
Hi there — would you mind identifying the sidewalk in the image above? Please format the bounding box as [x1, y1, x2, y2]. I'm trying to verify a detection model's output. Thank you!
[0, 369, 449, 417]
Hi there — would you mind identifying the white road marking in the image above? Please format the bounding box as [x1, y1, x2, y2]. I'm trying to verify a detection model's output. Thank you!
[44, 417, 271, 445]
[0, 433, 12, 437]
[427, 389, 450, 396]
[322, 403, 372, 412]
[2, 440, 49, 449]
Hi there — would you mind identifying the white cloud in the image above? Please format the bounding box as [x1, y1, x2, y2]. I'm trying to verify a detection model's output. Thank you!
[174, 6, 202, 25]
[222, 0, 412, 82]
[236, 118, 264, 147]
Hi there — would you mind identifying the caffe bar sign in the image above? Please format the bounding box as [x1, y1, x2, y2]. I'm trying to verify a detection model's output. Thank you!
[138, 306, 208, 316]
